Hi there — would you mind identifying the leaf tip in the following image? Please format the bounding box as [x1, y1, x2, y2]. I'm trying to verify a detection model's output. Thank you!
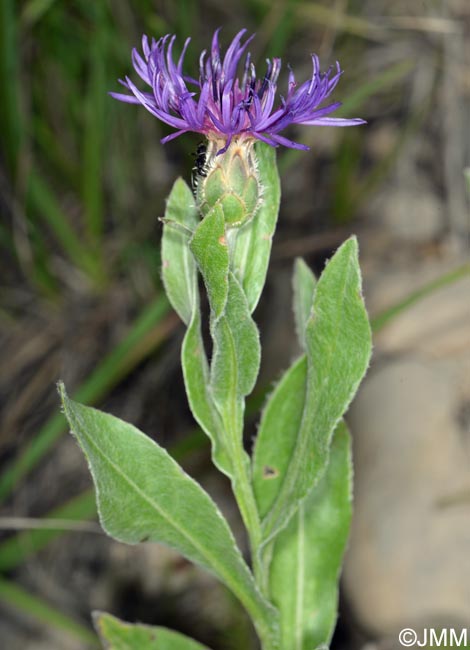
[91, 611, 110, 648]
[56, 380, 67, 408]
[91, 610, 104, 628]
[339, 234, 358, 256]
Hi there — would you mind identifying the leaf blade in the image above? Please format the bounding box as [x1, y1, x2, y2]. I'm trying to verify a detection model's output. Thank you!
[233, 142, 281, 313]
[292, 258, 317, 349]
[210, 272, 261, 406]
[94, 612, 210, 650]
[59, 385, 277, 645]
[253, 355, 307, 520]
[189, 204, 229, 318]
[261, 237, 371, 541]
[181, 309, 231, 477]
[161, 178, 199, 325]
[269, 422, 353, 650]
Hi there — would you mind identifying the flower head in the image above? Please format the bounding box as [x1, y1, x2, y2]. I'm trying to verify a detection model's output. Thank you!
[110, 29, 365, 153]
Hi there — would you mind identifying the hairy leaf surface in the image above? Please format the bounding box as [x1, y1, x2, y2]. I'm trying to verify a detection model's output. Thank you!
[269, 423, 353, 650]
[209, 272, 261, 484]
[59, 386, 277, 644]
[210, 272, 261, 406]
[161, 178, 199, 325]
[94, 612, 210, 649]
[233, 143, 280, 313]
[190, 204, 229, 318]
[253, 356, 307, 519]
[292, 258, 316, 350]
[258, 237, 371, 541]
[181, 310, 231, 477]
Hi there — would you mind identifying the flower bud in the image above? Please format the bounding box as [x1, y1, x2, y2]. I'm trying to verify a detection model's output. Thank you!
[196, 138, 262, 227]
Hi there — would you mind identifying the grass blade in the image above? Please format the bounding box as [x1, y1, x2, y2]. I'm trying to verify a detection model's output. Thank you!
[0, 0, 23, 172]
[0, 294, 173, 504]
[0, 491, 96, 571]
[82, 3, 108, 245]
[0, 428, 208, 571]
[27, 170, 100, 281]
[0, 577, 99, 647]
[371, 263, 470, 332]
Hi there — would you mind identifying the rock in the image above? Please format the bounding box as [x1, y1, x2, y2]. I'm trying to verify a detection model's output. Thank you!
[373, 274, 470, 361]
[343, 272, 470, 635]
[371, 182, 444, 243]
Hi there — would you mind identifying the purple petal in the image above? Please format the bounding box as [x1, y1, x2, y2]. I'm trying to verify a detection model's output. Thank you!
[197, 80, 210, 122]
[250, 132, 279, 147]
[110, 29, 365, 149]
[161, 129, 191, 143]
[301, 117, 367, 126]
[221, 29, 246, 76]
[269, 133, 310, 150]
[177, 37, 191, 74]
[291, 101, 342, 124]
[108, 91, 142, 104]
[125, 75, 189, 128]
[221, 79, 233, 125]
[132, 48, 151, 84]
[216, 134, 233, 154]
[206, 107, 226, 132]
[142, 35, 151, 59]
[211, 28, 222, 58]
[223, 29, 254, 81]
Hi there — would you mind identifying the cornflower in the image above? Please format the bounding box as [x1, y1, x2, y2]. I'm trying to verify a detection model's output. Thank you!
[110, 28, 364, 154]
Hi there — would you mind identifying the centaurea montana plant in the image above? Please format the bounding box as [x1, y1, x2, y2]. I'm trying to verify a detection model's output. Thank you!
[59, 29, 372, 650]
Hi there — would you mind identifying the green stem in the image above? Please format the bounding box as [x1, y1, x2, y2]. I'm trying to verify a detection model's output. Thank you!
[217, 404, 277, 648]
[231, 439, 265, 584]
[220, 396, 268, 599]
[217, 421, 275, 650]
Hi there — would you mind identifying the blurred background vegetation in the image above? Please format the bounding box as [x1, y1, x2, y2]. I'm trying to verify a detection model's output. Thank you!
[0, 0, 468, 648]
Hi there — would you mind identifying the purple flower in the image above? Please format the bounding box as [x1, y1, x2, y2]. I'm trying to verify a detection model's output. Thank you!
[110, 29, 365, 153]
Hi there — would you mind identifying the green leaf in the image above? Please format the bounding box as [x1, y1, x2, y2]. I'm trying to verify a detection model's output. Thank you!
[189, 204, 229, 319]
[253, 356, 307, 520]
[260, 237, 371, 542]
[59, 385, 277, 647]
[181, 309, 231, 477]
[211, 272, 261, 405]
[207, 272, 261, 492]
[161, 178, 199, 325]
[292, 258, 316, 349]
[269, 422, 353, 650]
[232, 142, 281, 313]
[94, 612, 210, 649]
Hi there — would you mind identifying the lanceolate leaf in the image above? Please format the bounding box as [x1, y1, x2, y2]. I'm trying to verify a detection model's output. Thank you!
[181, 274, 261, 481]
[253, 355, 307, 519]
[59, 386, 277, 647]
[181, 309, 232, 477]
[210, 272, 261, 407]
[190, 204, 229, 319]
[269, 422, 353, 650]
[253, 257, 314, 518]
[161, 178, 199, 325]
[94, 612, 211, 650]
[232, 142, 281, 313]
[260, 237, 371, 542]
[208, 273, 261, 497]
[292, 258, 316, 350]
